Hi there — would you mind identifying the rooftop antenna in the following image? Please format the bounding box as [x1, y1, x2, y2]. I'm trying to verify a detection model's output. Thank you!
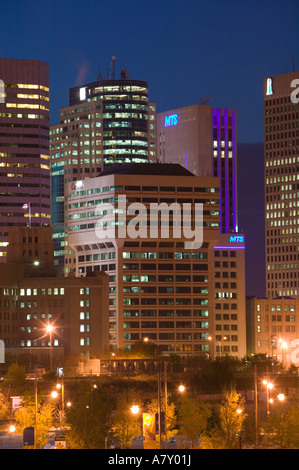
[97, 65, 102, 81]
[110, 56, 116, 79]
[120, 65, 129, 79]
[199, 98, 213, 105]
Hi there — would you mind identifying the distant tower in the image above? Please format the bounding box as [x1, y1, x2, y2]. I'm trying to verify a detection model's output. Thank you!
[264, 70, 299, 297]
[0, 58, 51, 262]
[157, 103, 237, 234]
[50, 61, 156, 273]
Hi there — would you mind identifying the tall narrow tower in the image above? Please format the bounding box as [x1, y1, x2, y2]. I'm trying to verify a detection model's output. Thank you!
[0, 58, 51, 261]
[264, 71, 299, 297]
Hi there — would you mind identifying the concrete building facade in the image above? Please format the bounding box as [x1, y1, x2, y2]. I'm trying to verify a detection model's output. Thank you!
[247, 296, 299, 367]
[66, 163, 246, 358]
[157, 103, 237, 234]
[0, 227, 109, 360]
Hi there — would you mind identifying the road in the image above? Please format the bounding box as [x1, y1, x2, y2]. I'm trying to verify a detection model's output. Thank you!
[0, 435, 23, 449]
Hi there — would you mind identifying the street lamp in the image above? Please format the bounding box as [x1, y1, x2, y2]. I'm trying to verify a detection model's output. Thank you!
[208, 335, 227, 359]
[130, 405, 140, 415]
[263, 379, 273, 416]
[178, 384, 185, 393]
[277, 393, 285, 402]
[143, 337, 165, 449]
[278, 339, 288, 365]
[46, 324, 55, 370]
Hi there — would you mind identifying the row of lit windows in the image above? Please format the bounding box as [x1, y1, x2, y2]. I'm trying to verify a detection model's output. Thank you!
[69, 185, 219, 197]
[122, 274, 208, 283]
[123, 321, 209, 328]
[4, 84, 49, 91]
[122, 251, 208, 260]
[256, 303, 296, 311]
[19, 288, 65, 296]
[123, 286, 209, 294]
[0, 113, 48, 120]
[123, 309, 209, 317]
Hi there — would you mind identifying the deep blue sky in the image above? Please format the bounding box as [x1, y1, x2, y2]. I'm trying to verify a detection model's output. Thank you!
[0, 0, 298, 142]
[0, 0, 298, 296]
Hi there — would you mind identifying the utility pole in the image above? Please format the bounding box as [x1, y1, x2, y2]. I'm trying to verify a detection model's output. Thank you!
[157, 360, 162, 449]
[254, 364, 258, 447]
[34, 368, 38, 449]
[164, 361, 168, 449]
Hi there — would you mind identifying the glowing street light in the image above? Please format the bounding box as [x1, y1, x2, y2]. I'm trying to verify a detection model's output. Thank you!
[278, 338, 288, 364]
[130, 404, 140, 415]
[46, 324, 55, 370]
[208, 335, 227, 359]
[178, 384, 185, 393]
[277, 393, 285, 402]
[263, 379, 274, 416]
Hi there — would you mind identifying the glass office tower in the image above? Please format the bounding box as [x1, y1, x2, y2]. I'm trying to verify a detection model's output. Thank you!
[50, 77, 156, 273]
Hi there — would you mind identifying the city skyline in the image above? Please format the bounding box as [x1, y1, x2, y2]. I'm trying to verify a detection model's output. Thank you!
[1, 1, 299, 454]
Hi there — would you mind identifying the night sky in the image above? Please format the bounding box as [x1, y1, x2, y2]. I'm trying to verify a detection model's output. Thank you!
[0, 0, 298, 296]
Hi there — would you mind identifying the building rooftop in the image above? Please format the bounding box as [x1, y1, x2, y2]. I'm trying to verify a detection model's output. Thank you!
[98, 163, 195, 178]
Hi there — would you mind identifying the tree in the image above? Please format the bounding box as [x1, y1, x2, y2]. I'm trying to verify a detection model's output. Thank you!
[66, 382, 114, 449]
[178, 396, 211, 448]
[261, 402, 299, 449]
[0, 390, 11, 420]
[199, 390, 247, 449]
[14, 395, 55, 448]
[147, 395, 177, 447]
[111, 396, 142, 448]
[218, 390, 247, 448]
[6, 363, 26, 383]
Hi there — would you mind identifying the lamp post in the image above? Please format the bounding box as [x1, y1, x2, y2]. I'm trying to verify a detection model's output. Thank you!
[143, 337, 166, 449]
[236, 408, 243, 449]
[34, 368, 38, 449]
[278, 339, 288, 365]
[263, 379, 273, 416]
[208, 335, 227, 360]
[33, 367, 59, 449]
[46, 324, 54, 370]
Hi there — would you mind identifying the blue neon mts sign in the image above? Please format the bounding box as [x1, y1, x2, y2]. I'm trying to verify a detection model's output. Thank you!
[164, 114, 178, 127]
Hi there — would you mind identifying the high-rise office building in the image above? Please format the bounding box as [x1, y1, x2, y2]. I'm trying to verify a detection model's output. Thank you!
[66, 163, 246, 358]
[157, 104, 237, 234]
[50, 75, 156, 273]
[0, 58, 51, 261]
[264, 71, 299, 297]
